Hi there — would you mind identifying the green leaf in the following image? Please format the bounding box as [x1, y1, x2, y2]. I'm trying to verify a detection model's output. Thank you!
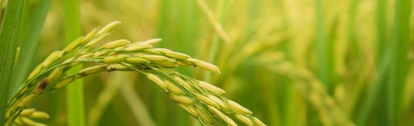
[0, 0, 26, 124]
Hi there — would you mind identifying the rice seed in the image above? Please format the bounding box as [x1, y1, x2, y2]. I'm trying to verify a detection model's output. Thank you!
[101, 39, 131, 49]
[158, 67, 177, 75]
[198, 81, 225, 95]
[16, 87, 28, 97]
[18, 94, 38, 107]
[207, 106, 229, 123]
[80, 65, 107, 75]
[78, 53, 95, 59]
[177, 61, 193, 66]
[194, 94, 218, 108]
[97, 21, 122, 35]
[124, 44, 153, 52]
[163, 51, 191, 60]
[54, 77, 75, 89]
[94, 51, 108, 57]
[141, 38, 162, 45]
[14, 117, 23, 125]
[106, 64, 132, 71]
[195, 105, 214, 125]
[82, 27, 98, 42]
[103, 54, 129, 63]
[20, 117, 36, 126]
[84, 32, 110, 48]
[189, 59, 221, 73]
[19, 108, 35, 117]
[153, 60, 179, 68]
[14, 47, 20, 68]
[207, 95, 230, 113]
[32, 78, 48, 94]
[141, 55, 170, 62]
[42, 51, 63, 67]
[145, 48, 172, 54]
[252, 117, 267, 126]
[29, 111, 50, 119]
[147, 74, 167, 90]
[173, 75, 194, 91]
[178, 104, 198, 117]
[47, 67, 63, 83]
[225, 116, 238, 126]
[226, 100, 253, 114]
[126, 57, 151, 64]
[28, 65, 44, 80]
[170, 95, 194, 105]
[34, 122, 48, 126]
[63, 36, 84, 54]
[234, 114, 254, 126]
[165, 80, 185, 94]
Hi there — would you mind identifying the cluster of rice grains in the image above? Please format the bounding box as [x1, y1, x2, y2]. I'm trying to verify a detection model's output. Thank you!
[5, 21, 266, 126]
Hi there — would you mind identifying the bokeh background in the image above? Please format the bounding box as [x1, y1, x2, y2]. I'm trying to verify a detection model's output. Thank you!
[2, 0, 413, 125]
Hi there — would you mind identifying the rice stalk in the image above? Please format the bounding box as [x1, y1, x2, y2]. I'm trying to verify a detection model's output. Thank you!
[5, 21, 266, 126]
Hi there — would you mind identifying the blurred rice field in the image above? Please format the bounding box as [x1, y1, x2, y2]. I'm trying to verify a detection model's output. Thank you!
[1, 0, 413, 125]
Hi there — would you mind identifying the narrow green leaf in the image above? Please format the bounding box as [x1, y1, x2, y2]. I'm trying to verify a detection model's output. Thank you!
[11, 0, 54, 96]
[0, 0, 26, 124]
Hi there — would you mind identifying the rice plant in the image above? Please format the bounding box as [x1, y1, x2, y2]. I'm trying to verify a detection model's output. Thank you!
[1, 0, 413, 126]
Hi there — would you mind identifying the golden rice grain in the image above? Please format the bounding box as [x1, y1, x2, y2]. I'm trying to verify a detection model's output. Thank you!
[227, 100, 253, 114]
[163, 51, 191, 60]
[82, 28, 98, 42]
[19, 108, 35, 117]
[178, 104, 198, 117]
[80, 65, 107, 75]
[189, 59, 221, 73]
[42, 51, 62, 67]
[147, 74, 167, 90]
[252, 117, 267, 126]
[101, 39, 131, 49]
[124, 44, 153, 52]
[165, 81, 185, 95]
[29, 111, 50, 119]
[234, 114, 254, 126]
[170, 95, 194, 105]
[103, 55, 129, 63]
[126, 57, 151, 64]
[195, 105, 214, 125]
[141, 55, 171, 62]
[198, 81, 225, 95]
[194, 93, 218, 108]
[97, 21, 122, 35]
[63, 36, 84, 54]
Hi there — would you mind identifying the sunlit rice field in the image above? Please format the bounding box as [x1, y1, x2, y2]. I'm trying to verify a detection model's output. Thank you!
[0, 0, 413, 125]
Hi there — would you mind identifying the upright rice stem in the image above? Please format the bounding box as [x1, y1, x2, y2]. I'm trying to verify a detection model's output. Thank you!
[314, 0, 332, 93]
[63, 0, 85, 126]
